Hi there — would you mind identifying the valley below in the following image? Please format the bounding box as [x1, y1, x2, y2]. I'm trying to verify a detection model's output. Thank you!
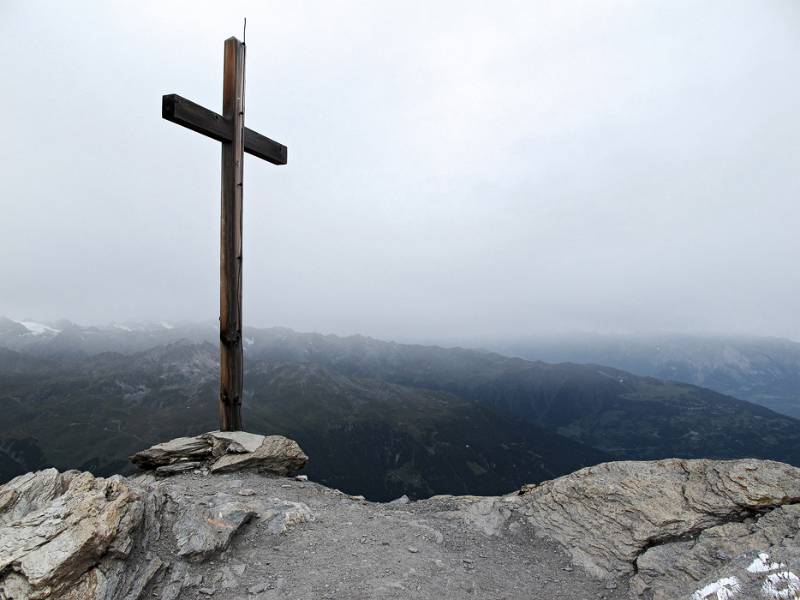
[1, 319, 799, 501]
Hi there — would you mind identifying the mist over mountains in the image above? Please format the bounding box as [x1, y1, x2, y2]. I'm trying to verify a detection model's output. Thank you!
[1, 317, 799, 500]
[479, 333, 800, 419]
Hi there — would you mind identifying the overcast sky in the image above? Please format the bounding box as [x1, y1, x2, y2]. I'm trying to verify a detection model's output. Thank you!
[1, 1, 799, 341]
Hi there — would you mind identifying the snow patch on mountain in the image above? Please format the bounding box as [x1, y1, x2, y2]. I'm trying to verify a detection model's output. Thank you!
[18, 321, 61, 336]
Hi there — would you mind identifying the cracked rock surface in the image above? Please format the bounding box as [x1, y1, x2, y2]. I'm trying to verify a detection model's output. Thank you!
[515, 458, 800, 598]
[1, 441, 800, 599]
[0, 469, 144, 599]
[633, 505, 800, 599]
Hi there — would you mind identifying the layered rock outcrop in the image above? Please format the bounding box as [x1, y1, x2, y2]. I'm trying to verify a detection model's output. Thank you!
[1, 435, 799, 599]
[0, 432, 312, 600]
[0, 469, 143, 599]
[514, 458, 800, 598]
[130, 431, 308, 476]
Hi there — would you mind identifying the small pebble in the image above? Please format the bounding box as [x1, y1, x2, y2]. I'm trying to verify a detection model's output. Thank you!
[295, 475, 308, 481]
[407, 546, 419, 553]
[237, 488, 256, 496]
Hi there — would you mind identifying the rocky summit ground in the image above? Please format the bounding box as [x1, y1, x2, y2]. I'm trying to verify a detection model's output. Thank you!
[1, 432, 799, 600]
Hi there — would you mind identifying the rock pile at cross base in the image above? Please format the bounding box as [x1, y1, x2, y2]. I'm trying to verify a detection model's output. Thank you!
[1, 432, 799, 600]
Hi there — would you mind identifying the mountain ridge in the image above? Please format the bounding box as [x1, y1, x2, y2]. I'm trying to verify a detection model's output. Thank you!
[1, 322, 800, 501]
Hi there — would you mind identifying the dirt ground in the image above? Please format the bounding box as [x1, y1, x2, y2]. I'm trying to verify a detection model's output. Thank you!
[144, 471, 631, 600]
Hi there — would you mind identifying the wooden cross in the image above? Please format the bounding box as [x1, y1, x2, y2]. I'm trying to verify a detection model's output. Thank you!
[162, 37, 287, 431]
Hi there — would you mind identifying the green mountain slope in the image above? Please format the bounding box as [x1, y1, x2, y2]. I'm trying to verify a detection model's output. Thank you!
[2, 326, 800, 500]
[244, 329, 800, 464]
[0, 343, 607, 500]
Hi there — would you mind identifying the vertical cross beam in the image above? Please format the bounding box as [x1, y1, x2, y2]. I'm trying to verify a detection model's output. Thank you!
[219, 37, 245, 431]
[162, 35, 286, 431]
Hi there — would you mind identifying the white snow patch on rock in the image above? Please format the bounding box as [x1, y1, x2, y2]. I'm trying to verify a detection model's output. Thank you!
[692, 576, 741, 600]
[748, 553, 785, 574]
[762, 571, 800, 600]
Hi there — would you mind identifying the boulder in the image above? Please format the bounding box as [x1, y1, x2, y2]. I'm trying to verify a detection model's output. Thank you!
[0, 470, 144, 599]
[173, 495, 258, 562]
[129, 431, 308, 477]
[515, 458, 800, 582]
[209, 435, 308, 476]
[0, 467, 315, 599]
[0, 468, 68, 523]
[168, 483, 313, 562]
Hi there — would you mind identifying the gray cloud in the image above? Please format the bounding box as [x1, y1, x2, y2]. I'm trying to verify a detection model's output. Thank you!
[1, 0, 798, 340]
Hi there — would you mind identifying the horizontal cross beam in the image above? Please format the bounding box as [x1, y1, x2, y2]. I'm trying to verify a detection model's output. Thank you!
[162, 94, 287, 165]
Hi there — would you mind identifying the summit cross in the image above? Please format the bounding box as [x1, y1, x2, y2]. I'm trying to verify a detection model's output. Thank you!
[162, 36, 287, 431]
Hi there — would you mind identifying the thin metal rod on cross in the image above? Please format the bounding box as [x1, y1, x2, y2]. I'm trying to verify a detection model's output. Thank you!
[162, 36, 288, 431]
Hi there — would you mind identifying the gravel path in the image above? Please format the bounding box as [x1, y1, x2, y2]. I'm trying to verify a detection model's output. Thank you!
[148, 472, 630, 600]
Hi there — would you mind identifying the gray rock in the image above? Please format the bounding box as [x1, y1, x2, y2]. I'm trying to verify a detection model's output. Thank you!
[259, 499, 314, 534]
[0, 470, 144, 599]
[173, 495, 257, 562]
[203, 430, 265, 454]
[220, 565, 239, 588]
[515, 458, 800, 580]
[130, 436, 212, 468]
[209, 435, 308, 476]
[248, 582, 268, 594]
[633, 504, 800, 599]
[0, 469, 69, 524]
[155, 461, 204, 475]
[159, 562, 188, 600]
[3, 455, 800, 600]
[130, 431, 308, 478]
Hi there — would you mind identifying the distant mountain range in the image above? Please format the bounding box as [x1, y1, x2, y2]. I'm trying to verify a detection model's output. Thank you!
[1, 318, 799, 500]
[480, 334, 800, 418]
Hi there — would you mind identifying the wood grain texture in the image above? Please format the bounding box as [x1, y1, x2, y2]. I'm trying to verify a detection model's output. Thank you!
[161, 36, 287, 431]
[219, 36, 245, 431]
[163, 94, 287, 165]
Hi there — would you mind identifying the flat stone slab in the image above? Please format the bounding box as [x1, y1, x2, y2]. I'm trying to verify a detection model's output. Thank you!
[209, 435, 308, 476]
[130, 436, 212, 469]
[203, 430, 264, 454]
